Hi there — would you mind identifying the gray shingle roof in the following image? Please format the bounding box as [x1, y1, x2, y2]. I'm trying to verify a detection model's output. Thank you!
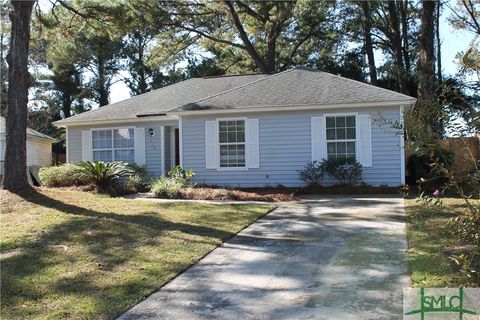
[55, 67, 416, 125]
[0, 116, 55, 140]
[173, 67, 415, 112]
[54, 74, 270, 125]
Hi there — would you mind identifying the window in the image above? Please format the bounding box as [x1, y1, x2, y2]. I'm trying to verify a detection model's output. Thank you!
[326, 115, 356, 164]
[92, 128, 135, 162]
[218, 120, 245, 168]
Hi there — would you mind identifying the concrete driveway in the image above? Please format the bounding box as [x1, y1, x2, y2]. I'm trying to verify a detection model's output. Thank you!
[119, 196, 410, 320]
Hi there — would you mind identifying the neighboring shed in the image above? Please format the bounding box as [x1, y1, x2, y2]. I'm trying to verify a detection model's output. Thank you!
[0, 116, 55, 175]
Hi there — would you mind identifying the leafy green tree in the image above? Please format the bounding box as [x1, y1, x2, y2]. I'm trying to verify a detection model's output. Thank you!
[166, 0, 341, 73]
[449, 0, 480, 83]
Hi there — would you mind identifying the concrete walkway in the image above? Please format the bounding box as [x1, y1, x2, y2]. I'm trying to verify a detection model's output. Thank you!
[119, 195, 410, 320]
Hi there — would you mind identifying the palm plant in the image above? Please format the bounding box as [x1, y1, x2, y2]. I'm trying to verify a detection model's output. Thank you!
[76, 161, 133, 192]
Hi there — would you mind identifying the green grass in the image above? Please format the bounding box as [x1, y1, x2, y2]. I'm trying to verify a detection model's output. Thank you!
[405, 198, 478, 287]
[0, 188, 274, 319]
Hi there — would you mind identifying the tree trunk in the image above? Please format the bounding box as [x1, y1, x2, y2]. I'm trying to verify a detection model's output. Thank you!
[387, 1, 407, 94]
[97, 56, 109, 107]
[435, 0, 442, 83]
[224, 1, 271, 73]
[400, 0, 411, 72]
[361, 1, 378, 85]
[61, 93, 72, 118]
[3, 0, 34, 191]
[418, 0, 436, 102]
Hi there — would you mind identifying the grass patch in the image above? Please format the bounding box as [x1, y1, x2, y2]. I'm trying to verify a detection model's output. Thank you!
[405, 198, 479, 287]
[0, 188, 274, 319]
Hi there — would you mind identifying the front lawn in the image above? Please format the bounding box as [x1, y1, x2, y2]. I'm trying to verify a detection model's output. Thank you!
[405, 198, 479, 287]
[0, 188, 274, 319]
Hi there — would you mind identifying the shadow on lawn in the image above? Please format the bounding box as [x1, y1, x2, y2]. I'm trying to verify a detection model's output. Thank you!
[1, 189, 240, 319]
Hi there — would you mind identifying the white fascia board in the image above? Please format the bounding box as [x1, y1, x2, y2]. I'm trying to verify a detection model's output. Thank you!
[54, 115, 179, 128]
[167, 100, 417, 116]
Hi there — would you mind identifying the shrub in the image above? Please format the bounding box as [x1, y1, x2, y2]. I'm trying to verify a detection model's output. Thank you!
[151, 177, 183, 198]
[39, 164, 88, 187]
[320, 157, 363, 186]
[407, 147, 454, 183]
[126, 163, 148, 176]
[298, 161, 324, 186]
[125, 163, 150, 192]
[151, 166, 196, 198]
[168, 166, 195, 184]
[126, 174, 151, 192]
[76, 161, 133, 193]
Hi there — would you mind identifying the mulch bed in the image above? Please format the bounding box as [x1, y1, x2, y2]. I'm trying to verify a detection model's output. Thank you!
[168, 185, 401, 202]
[177, 186, 298, 202]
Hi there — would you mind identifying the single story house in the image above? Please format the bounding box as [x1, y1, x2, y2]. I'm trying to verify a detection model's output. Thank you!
[0, 116, 55, 175]
[54, 67, 416, 187]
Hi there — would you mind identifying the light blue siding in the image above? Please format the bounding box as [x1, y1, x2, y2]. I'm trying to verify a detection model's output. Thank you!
[66, 106, 403, 187]
[182, 107, 403, 187]
[67, 121, 176, 178]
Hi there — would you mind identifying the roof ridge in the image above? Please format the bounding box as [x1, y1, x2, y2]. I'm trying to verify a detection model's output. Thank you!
[201, 73, 268, 79]
[314, 69, 415, 99]
[174, 68, 296, 110]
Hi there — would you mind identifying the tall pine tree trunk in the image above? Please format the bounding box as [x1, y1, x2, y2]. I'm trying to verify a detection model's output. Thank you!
[418, 0, 436, 102]
[3, 0, 34, 191]
[387, 1, 408, 94]
[435, 0, 442, 83]
[418, 0, 442, 137]
[361, 1, 378, 85]
[400, 0, 411, 72]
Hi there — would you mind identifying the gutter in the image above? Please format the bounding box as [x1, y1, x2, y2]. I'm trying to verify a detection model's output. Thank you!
[53, 115, 179, 128]
[167, 99, 417, 116]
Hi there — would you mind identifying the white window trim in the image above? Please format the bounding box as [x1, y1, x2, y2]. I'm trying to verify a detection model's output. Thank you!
[90, 126, 136, 162]
[66, 127, 70, 163]
[216, 117, 248, 171]
[179, 116, 183, 168]
[400, 105, 406, 185]
[323, 113, 359, 163]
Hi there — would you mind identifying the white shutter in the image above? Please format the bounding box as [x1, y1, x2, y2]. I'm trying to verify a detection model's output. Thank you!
[81, 131, 92, 161]
[134, 127, 146, 165]
[311, 116, 327, 162]
[205, 120, 217, 169]
[358, 114, 372, 167]
[246, 119, 259, 168]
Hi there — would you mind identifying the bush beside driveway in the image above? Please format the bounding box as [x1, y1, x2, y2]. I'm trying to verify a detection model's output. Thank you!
[0, 188, 274, 319]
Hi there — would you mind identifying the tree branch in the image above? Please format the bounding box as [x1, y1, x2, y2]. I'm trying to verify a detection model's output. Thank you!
[235, 1, 267, 23]
[179, 25, 246, 49]
[223, 1, 267, 72]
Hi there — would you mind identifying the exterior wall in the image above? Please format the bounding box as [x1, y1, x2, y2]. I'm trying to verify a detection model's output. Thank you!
[27, 138, 52, 167]
[182, 106, 403, 187]
[67, 120, 176, 178]
[0, 135, 52, 175]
